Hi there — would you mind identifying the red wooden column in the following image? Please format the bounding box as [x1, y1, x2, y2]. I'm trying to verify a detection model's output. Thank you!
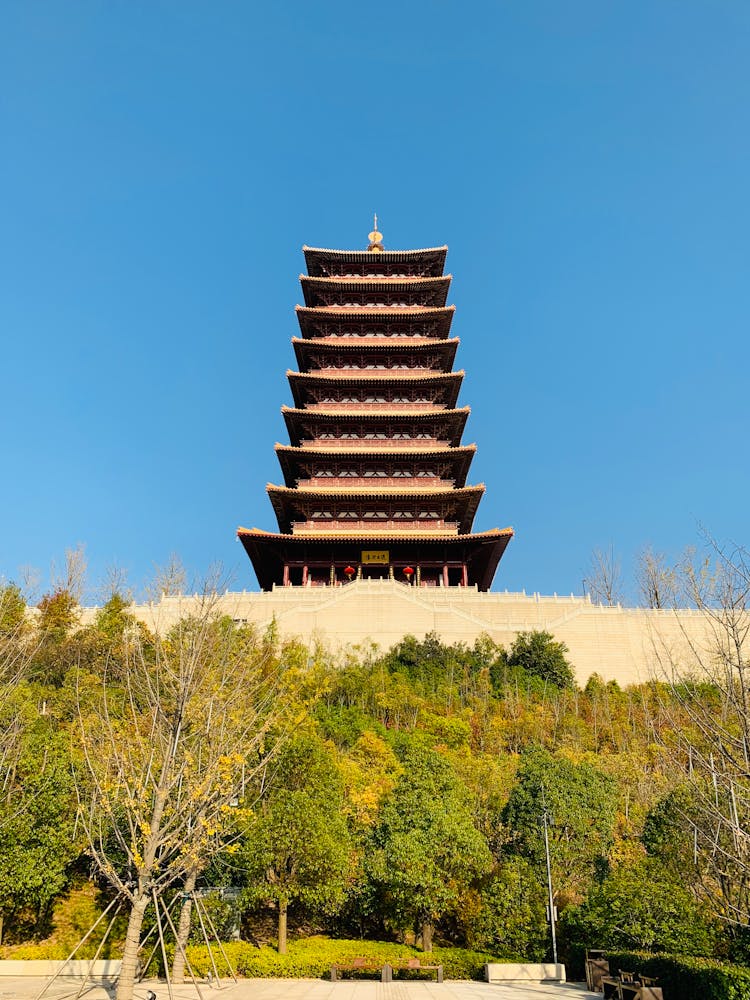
[302, 564, 308, 586]
[461, 563, 468, 587]
[283, 564, 290, 587]
[442, 564, 449, 588]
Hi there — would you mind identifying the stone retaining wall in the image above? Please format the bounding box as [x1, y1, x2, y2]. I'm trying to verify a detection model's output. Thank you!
[80, 581, 716, 685]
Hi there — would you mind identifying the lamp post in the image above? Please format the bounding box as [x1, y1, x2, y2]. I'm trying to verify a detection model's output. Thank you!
[541, 803, 558, 966]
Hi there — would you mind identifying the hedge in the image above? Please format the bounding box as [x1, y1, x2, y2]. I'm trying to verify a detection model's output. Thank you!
[183, 936, 507, 980]
[606, 950, 750, 1000]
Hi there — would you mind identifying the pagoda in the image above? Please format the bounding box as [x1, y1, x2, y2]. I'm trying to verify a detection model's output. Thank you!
[238, 221, 513, 591]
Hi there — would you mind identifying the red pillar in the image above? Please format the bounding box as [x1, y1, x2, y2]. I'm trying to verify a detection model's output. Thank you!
[283, 564, 290, 587]
[442, 564, 449, 588]
[302, 564, 308, 586]
[461, 563, 468, 587]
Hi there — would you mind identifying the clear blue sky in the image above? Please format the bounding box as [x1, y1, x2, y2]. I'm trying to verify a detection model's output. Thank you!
[2, 2, 749, 602]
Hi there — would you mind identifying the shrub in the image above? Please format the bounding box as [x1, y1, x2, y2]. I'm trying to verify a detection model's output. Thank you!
[561, 858, 719, 957]
[468, 858, 548, 961]
[606, 950, 750, 1000]
[183, 936, 502, 980]
[506, 631, 575, 689]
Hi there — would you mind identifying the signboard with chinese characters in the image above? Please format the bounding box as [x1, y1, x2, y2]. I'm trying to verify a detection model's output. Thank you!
[361, 550, 389, 565]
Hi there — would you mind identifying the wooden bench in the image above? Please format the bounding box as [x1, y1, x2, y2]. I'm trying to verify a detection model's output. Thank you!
[385, 958, 444, 982]
[602, 970, 663, 1000]
[330, 957, 387, 982]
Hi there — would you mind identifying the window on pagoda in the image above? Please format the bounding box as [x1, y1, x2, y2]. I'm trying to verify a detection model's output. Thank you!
[339, 469, 358, 477]
[393, 511, 414, 519]
[392, 469, 412, 477]
[338, 510, 358, 519]
[416, 469, 435, 477]
[363, 431, 387, 439]
[315, 469, 335, 477]
[311, 510, 333, 519]
[418, 511, 440, 519]
[318, 431, 336, 439]
[363, 469, 387, 477]
[340, 432, 359, 439]
[363, 511, 388, 519]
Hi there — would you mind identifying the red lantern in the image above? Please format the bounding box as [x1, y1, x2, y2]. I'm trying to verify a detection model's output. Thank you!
[403, 566, 414, 577]
[344, 565, 356, 579]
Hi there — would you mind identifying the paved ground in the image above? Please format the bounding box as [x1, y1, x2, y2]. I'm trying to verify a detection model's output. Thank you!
[0, 977, 599, 1000]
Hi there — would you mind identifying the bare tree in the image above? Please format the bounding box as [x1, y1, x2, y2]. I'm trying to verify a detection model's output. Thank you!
[51, 544, 88, 603]
[583, 545, 624, 606]
[148, 553, 187, 599]
[635, 545, 677, 609]
[100, 564, 133, 605]
[649, 538, 750, 927]
[73, 594, 301, 1000]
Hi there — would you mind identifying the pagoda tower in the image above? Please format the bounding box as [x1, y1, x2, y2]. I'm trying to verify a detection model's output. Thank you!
[238, 221, 513, 591]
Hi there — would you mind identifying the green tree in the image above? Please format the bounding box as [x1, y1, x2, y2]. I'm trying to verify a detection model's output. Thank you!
[0, 724, 78, 943]
[561, 856, 719, 956]
[366, 742, 492, 950]
[469, 857, 548, 961]
[237, 733, 352, 953]
[506, 631, 576, 689]
[502, 747, 617, 903]
[0, 584, 26, 638]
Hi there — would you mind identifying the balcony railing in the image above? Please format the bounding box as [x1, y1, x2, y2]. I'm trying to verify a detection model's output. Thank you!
[299, 439, 446, 450]
[304, 402, 444, 413]
[291, 519, 459, 534]
[298, 477, 450, 489]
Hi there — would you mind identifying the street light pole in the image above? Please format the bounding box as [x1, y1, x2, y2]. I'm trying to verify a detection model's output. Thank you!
[541, 806, 558, 965]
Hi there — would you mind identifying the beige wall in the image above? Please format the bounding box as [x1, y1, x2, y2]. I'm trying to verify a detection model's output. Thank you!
[80, 581, 710, 686]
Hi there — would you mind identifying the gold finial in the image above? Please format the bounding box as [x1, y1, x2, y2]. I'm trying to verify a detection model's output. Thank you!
[367, 212, 384, 252]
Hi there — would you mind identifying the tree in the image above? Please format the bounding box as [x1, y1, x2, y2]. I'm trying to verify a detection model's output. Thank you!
[0, 726, 78, 943]
[583, 545, 623, 606]
[237, 732, 353, 953]
[635, 546, 677, 609]
[366, 742, 492, 950]
[469, 857, 548, 961]
[506, 631, 576, 689]
[0, 584, 26, 638]
[73, 600, 297, 1000]
[502, 747, 618, 903]
[648, 538, 750, 932]
[561, 855, 718, 956]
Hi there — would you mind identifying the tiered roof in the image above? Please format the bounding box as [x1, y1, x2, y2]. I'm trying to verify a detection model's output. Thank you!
[237, 224, 513, 591]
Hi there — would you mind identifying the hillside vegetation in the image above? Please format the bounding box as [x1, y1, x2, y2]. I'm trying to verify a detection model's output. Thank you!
[0, 576, 747, 986]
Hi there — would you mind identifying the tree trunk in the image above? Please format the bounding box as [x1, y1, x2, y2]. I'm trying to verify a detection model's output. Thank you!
[278, 898, 288, 955]
[171, 868, 198, 984]
[116, 893, 150, 1000]
[421, 918, 434, 952]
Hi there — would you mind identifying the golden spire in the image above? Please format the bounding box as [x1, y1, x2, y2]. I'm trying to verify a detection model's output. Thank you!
[367, 213, 384, 252]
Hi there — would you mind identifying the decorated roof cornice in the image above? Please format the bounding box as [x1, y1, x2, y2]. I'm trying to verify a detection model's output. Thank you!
[291, 336, 460, 350]
[266, 483, 485, 499]
[237, 528, 514, 545]
[238, 526, 513, 542]
[274, 443, 476, 456]
[286, 370, 464, 384]
[295, 305, 455, 317]
[300, 275, 452, 287]
[280, 405, 470, 421]
[302, 245, 448, 257]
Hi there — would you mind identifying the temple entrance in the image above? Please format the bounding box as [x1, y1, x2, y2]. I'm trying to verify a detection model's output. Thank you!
[361, 565, 388, 580]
